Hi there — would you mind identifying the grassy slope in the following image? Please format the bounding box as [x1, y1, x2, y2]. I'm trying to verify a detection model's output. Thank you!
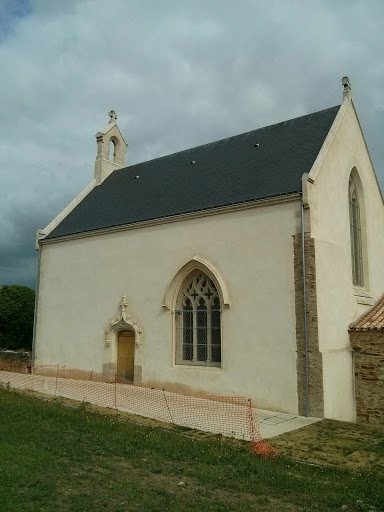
[0, 388, 383, 512]
[270, 419, 384, 473]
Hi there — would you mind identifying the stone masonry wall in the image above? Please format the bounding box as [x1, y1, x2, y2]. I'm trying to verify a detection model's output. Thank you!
[350, 330, 384, 424]
[293, 234, 324, 417]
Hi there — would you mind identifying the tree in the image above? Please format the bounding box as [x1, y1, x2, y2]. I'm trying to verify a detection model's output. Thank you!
[0, 285, 35, 351]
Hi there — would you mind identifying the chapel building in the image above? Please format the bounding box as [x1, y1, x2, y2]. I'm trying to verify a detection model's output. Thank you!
[33, 78, 384, 423]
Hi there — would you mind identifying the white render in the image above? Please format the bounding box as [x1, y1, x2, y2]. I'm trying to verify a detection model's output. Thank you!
[34, 198, 302, 414]
[34, 84, 384, 422]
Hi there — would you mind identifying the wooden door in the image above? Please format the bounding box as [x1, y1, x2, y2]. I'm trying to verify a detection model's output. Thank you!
[117, 330, 135, 381]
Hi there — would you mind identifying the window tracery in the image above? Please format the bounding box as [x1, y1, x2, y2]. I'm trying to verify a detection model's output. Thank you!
[176, 271, 221, 366]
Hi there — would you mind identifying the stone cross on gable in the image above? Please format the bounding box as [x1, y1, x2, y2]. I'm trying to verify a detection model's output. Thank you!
[109, 110, 118, 122]
[342, 76, 352, 100]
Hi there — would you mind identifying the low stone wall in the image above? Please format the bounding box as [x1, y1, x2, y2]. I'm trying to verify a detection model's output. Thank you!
[0, 350, 31, 374]
[350, 331, 384, 424]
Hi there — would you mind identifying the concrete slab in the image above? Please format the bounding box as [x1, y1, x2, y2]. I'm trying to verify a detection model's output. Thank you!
[255, 407, 320, 438]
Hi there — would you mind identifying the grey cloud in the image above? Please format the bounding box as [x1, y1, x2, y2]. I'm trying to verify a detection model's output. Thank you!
[1, 0, 383, 289]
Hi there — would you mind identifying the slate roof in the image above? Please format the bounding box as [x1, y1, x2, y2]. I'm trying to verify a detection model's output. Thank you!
[349, 294, 384, 331]
[46, 105, 340, 240]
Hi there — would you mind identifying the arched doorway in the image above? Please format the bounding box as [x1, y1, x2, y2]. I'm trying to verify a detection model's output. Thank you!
[117, 330, 135, 381]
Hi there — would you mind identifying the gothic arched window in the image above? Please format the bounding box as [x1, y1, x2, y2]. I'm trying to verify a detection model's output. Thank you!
[176, 271, 221, 367]
[109, 137, 118, 162]
[349, 175, 364, 287]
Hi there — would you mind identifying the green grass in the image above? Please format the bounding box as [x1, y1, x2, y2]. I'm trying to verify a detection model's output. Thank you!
[0, 388, 383, 511]
[270, 418, 384, 474]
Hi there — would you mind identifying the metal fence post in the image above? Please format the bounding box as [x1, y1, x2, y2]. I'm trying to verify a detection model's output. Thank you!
[55, 364, 59, 397]
[114, 374, 117, 409]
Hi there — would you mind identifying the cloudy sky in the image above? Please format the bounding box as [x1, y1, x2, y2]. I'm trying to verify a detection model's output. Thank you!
[1, 0, 383, 290]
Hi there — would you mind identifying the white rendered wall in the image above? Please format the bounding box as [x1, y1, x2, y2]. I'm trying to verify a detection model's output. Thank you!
[35, 200, 301, 414]
[307, 100, 384, 421]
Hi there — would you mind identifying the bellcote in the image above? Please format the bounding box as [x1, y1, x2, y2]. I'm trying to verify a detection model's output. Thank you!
[94, 110, 128, 184]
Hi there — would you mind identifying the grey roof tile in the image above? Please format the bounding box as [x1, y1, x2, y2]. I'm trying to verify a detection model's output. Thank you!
[46, 105, 340, 239]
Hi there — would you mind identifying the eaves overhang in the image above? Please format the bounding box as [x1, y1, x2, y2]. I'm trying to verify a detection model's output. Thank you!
[40, 190, 301, 245]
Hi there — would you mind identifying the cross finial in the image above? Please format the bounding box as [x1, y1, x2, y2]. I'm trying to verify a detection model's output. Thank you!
[342, 76, 352, 100]
[108, 110, 118, 122]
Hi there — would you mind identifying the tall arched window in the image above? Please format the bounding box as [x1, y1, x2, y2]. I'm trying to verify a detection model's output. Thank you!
[349, 174, 364, 287]
[176, 271, 221, 367]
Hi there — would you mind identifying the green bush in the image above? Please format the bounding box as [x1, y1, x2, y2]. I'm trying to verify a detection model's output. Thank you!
[0, 285, 35, 351]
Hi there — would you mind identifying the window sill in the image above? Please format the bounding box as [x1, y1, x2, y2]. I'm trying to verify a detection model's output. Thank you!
[353, 287, 375, 306]
[174, 363, 223, 371]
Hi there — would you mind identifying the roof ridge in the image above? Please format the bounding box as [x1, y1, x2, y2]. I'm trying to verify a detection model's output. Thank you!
[119, 105, 341, 173]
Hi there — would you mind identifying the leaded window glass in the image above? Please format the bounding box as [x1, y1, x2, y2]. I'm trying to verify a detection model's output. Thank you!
[176, 271, 222, 367]
[349, 176, 364, 287]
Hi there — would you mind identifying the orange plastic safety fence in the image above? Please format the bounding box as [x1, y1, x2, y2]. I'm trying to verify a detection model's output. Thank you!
[0, 364, 277, 458]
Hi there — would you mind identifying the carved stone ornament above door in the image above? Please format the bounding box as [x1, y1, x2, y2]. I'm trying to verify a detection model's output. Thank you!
[105, 296, 143, 348]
